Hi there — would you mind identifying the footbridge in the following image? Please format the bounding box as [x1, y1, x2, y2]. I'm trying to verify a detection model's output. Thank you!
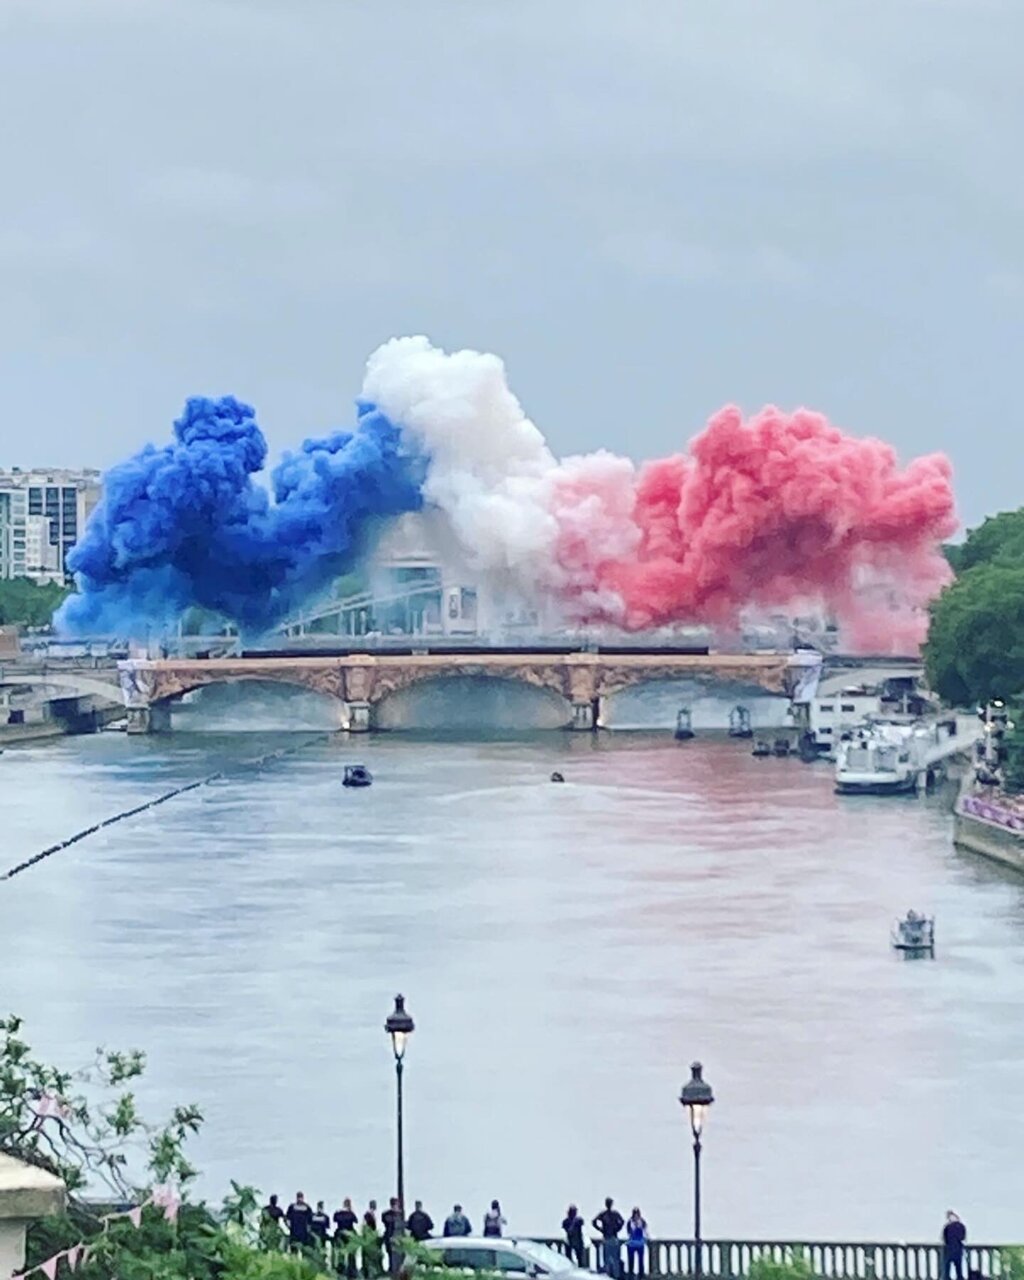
[117, 648, 808, 733]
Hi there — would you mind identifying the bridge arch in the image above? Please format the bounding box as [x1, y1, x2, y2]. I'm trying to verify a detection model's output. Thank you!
[372, 671, 572, 731]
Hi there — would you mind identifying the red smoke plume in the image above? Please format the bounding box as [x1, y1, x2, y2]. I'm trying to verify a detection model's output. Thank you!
[563, 405, 957, 653]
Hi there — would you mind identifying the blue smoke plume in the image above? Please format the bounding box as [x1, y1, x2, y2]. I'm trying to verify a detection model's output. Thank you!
[56, 396, 424, 637]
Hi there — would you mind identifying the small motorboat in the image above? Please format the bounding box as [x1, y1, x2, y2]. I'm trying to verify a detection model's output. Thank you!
[773, 738, 792, 757]
[342, 764, 373, 788]
[891, 910, 935, 955]
[728, 705, 753, 739]
[674, 708, 695, 741]
[752, 739, 771, 758]
[550, 771, 565, 783]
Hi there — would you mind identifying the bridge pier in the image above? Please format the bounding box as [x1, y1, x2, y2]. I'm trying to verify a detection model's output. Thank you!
[570, 699, 598, 732]
[343, 700, 373, 733]
[126, 703, 172, 735]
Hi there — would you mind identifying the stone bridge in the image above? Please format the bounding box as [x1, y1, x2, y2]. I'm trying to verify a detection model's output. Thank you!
[117, 651, 803, 732]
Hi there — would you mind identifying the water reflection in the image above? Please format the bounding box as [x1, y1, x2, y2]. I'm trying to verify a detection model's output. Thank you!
[2, 730, 1023, 1241]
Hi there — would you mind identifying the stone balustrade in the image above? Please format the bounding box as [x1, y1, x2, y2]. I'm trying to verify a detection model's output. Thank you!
[533, 1238, 1013, 1279]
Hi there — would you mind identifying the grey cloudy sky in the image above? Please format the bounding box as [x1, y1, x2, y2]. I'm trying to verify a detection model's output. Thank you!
[0, 0, 1019, 528]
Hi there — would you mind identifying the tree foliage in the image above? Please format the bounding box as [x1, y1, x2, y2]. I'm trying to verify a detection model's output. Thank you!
[1, 1014, 331, 1280]
[925, 562, 1024, 706]
[952, 509, 1024, 574]
[0, 577, 70, 628]
[747, 1250, 816, 1280]
[926, 501, 1024, 709]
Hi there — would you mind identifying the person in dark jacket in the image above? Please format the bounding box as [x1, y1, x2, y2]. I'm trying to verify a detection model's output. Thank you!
[443, 1205, 472, 1237]
[562, 1205, 586, 1268]
[260, 1194, 284, 1250]
[942, 1211, 967, 1280]
[311, 1201, 331, 1249]
[382, 1198, 404, 1275]
[593, 1198, 624, 1279]
[286, 1192, 314, 1251]
[333, 1199, 359, 1278]
[407, 1201, 434, 1241]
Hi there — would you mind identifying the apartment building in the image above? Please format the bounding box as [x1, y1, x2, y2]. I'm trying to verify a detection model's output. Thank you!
[0, 468, 102, 584]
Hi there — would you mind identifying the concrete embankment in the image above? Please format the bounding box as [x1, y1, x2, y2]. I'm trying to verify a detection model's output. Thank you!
[953, 779, 1024, 875]
[0, 705, 124, 747]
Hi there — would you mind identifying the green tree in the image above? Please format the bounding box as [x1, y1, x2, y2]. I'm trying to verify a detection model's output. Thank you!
[0, 1014, 333, 1280]
[925, 562, 1024, 706]
[955, 509, 1024, 574]
[0, 578, 70, 628]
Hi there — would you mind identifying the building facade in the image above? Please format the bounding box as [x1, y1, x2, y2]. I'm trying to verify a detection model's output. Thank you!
[0, 468, 101, 584]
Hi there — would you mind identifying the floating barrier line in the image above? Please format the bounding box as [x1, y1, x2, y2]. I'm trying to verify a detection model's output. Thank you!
[1, 733, 331, 882]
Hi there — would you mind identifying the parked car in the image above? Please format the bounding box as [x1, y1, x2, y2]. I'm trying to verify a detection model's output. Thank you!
[418, 1237, 589, 1280]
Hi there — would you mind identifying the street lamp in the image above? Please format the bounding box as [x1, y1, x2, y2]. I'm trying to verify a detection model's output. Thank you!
[385, 994, 415, 1215]
[680, 1062, 714, 1280]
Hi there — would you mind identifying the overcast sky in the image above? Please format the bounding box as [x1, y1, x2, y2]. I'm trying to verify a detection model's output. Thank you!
[0, 0, 1019, 528]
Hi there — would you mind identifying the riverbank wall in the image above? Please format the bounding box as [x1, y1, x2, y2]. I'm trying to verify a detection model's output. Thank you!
[954, 779, 1024, 875]
[0, 704, 123, 747]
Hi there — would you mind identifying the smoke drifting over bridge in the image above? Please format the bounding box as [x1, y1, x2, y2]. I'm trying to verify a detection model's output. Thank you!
[56, 337, 956, 652]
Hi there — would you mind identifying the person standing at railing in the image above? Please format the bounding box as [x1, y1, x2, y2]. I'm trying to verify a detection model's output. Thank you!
[593, 1197, 625, 1279]
[625, 1209, 648, 1277]
[942, 1210, 967, 1280]
[562, 1205, 586, 1268]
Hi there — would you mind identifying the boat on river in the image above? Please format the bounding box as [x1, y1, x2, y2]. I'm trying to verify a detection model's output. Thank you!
[891, 910, 935, 955]
[675, 708, 695, 741]
[729, 705, 753, 739]
[752, 739, 771, 758]
[834, 717, 966, 795]
[343, 764, 373, 788]
[773, 737, 792, 757]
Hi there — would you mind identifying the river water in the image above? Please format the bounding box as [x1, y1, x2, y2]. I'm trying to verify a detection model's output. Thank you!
[3, 693, 1024, 1242]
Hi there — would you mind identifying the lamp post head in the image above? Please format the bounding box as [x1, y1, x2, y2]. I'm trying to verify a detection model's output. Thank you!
[385, 994, 415, 1061]
[680, 1061, 714, 1137]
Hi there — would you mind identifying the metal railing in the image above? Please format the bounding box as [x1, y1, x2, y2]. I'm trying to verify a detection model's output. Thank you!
[532, 1239, 1014, 1280]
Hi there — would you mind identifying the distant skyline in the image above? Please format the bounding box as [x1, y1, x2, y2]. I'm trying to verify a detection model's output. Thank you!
[0, 0, 1019, 530]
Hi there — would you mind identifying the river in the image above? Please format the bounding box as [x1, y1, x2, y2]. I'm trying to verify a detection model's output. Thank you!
[3, 696, 1024, 1242]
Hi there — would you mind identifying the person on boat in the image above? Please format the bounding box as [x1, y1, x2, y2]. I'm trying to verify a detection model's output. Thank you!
[562, 1205, 586, 1267]
[443, 1204, 472, 1236]
[593, 1198, 625, 1279]
[483, 1200, 506, 1237]
[333, 1198, 359, 1277]
[286, 1192, 314, 1252]
[625, 1208, 649, 1277]
[942, 1210, 967, 1280]
[407, 1200, 434, 1241]
[259, 1194, 284, 1249]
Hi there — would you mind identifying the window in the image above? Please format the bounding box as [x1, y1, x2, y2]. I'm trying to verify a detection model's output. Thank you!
[840, 703, 856, 713]
[28, 487, 42, 514]
[492, 1249, 531, 1274]
[819, 704, 834, 713]
[820, 727, 832, 736]
[442, 1249, 497, 1270]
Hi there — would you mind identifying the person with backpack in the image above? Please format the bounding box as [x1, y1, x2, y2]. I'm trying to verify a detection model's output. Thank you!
[483, 1201, 507, 1238]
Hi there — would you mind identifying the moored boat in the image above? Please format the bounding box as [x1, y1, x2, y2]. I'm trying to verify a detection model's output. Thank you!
[674, 708, 695, 741]
[752, 739, 771, 758]
[728, 705, 753, 739]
